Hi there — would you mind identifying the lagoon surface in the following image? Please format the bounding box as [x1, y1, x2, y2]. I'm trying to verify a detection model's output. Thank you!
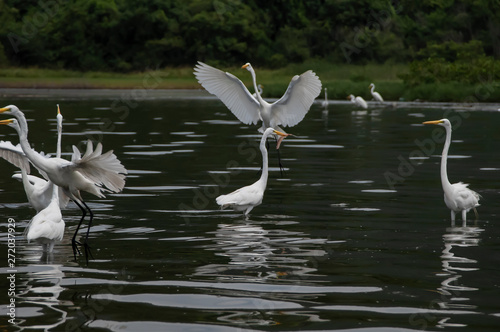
[0, 89, 500, 331]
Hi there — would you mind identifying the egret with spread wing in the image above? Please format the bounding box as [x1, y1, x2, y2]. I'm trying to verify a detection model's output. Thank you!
[194, 61, 321, 133]
[216, 128, 291, 216]
[423, 119, 480, 225]
[0, 105, 127, 262]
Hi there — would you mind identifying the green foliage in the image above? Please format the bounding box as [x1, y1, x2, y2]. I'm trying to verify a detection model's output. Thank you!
[0, 0, 499, 72]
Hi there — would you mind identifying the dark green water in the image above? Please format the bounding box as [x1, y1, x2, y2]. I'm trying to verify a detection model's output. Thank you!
[0, 90, 499, 331]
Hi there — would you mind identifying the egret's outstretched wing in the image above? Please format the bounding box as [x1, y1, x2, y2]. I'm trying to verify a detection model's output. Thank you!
[69, 140, 127, 193]
[270, 70, 322, 128]
[194, 61, 260, 125]
[0, 140, 31, 172]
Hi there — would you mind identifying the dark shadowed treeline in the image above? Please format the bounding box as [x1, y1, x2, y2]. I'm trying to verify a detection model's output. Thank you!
[0, 0, 499, 84]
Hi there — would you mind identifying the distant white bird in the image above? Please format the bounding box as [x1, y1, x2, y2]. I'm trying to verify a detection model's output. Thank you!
[369, 83, 384, 103]
[423, 119, 480, 224]
[26, 108, 65, 252]
[252, 84, 263, 99]
[321, 88, 328, 108]
[0, 106, 69, 211]
[194, 61, 321, 133]
[216, 128, 290, 216]
[348, 94, 368, 109]
[0, 105, 127, 262]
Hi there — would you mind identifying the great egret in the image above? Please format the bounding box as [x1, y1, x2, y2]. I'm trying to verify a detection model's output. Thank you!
[0, 105, 127, 262]
[369, 83, 384, 103]
[348, 94, 368, 109]
[216, 127, 290, 216]
[194, 61, 321, 133]
[322, 88, 328, 108]
[0, 106, 69, 211]
[26, 106, 67, 252]
[423, 119, 480, 224]
[252, 84, 263, 99]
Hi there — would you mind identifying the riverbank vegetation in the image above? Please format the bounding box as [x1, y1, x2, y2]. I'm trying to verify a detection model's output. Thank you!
[0, 0, 499, 101]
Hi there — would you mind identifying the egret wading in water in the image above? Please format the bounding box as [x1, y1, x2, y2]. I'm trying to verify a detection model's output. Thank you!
[423, 119, 480, 225]
[0, 106, 69, 211]
[252, 84, 263, 99]
[348, 94, 368, 109]
[369, 83, 384, 103]
[194, 61, 321, 173]
[322, 88, 328, 108]
[0, 105, 128, 262]
[25, 106, 66, 252]
[216, 128, 291, 216]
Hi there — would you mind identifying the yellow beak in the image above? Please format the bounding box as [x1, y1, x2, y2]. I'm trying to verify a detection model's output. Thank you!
[422, 120, 443, 125]
[0, 119, 14, 125]
[0, 107, 11, 113]
[241, 64, 249, 69]
[57, 104, 61, 115]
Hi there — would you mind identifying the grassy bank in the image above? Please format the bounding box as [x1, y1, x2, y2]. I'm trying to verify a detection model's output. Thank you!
[1, 62, 499, 102]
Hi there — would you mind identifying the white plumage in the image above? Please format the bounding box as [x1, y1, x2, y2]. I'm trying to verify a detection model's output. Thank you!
[194, 61, 321, 133]
[0, 105, 127, 261]
[369, 83, 384, 103]
[216, 128, 290, 216]
[423, 119, 480, 224]
[348, 94, 368, 109]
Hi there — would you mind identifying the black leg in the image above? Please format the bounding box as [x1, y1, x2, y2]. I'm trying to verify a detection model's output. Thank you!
[72, 200, 86, 260]
[81, 200, 95, 264]
[271, 136, 286, 176]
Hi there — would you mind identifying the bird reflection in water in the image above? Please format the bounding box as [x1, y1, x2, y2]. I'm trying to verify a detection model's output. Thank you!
[195, 218, 329, 283]
[435, 225, 483, 328]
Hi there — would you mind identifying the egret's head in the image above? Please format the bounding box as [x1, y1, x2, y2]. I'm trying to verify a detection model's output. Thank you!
[242, 63, 251, 70]
[56, 104, 63, 133]
[423, 119, 450, 128]
[0, 118, 19, 130]
[369, 83, 374, 88]
[0, 105, 19, 115]
[347, 94, 354, 100]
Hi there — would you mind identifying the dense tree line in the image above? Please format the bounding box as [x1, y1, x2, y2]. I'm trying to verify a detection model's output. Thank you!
[0, 0, 499, 80]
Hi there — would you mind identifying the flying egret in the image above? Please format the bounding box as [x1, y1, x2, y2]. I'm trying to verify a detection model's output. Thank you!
[0, 105, 127, 262]
[369, 83, 384, 103]
[423, 119, 480, 225]
[348, 94, 368, 109]
[322, 88, 328, 108]
[252, 84, 263, 99]
[26, 105, 67, 253]
[194, 61, 321, 133]
[216, 128, 291, 216]
[0, 106, 69, 211]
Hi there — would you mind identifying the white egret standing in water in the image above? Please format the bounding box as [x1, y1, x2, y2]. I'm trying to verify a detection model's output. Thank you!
[348, 94, 368, 109]
[216, 128, 291, 216]
[26, 106, 66, 252]
[423, 119, 480, 225]
[0, 105, 127, 262]
[369, 83, 384, 103]
[194, 61, 321, 133]
[322, 88, 328, 108]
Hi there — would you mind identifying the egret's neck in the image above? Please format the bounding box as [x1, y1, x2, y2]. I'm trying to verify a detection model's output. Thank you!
[56, 130, 62, 158]
[440, 125, 452, 190]
[371, 86, 375, 94]
[249, 68, 264, 104]
[13, 113, 50, 172]
[259, 134, 269, 184]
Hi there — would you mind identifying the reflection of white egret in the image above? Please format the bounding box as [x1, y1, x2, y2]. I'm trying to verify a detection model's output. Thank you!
[0, 105, 127, 262]
[216, 128, 290, 216]
[348, 94, 368, 109]
[194, 61, 321, 133]
[369, 83, 384, 103]
[423, 119, 480, 225]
